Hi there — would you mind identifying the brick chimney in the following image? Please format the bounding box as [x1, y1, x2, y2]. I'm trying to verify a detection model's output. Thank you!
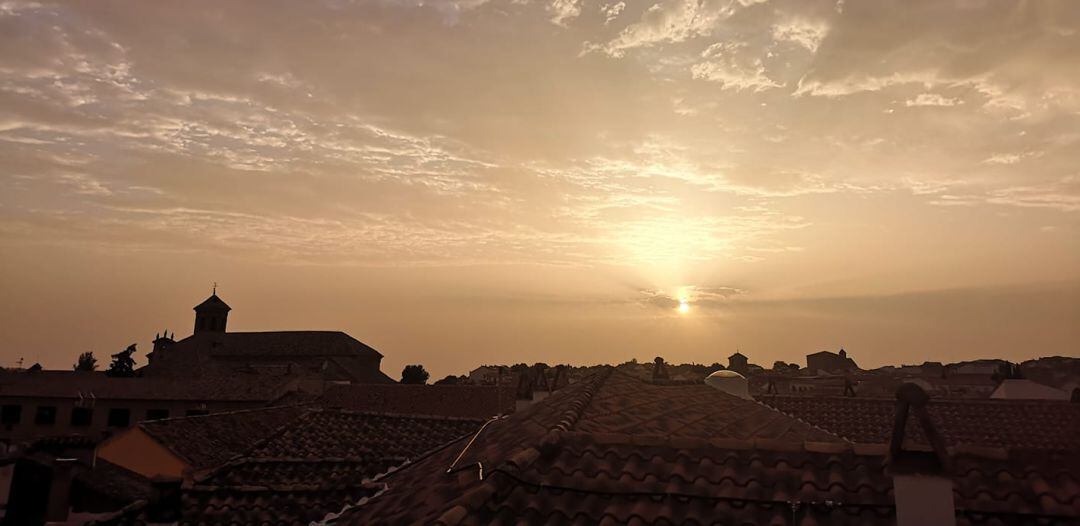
[889, 383, 955, 526]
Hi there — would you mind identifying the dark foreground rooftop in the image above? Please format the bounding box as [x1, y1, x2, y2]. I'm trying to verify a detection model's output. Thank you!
[325, 369, 1080, 526]
[23, 369, 1078, 525]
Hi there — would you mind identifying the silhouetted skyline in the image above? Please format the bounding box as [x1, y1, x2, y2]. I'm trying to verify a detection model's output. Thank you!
[1, 1, 1078, 380]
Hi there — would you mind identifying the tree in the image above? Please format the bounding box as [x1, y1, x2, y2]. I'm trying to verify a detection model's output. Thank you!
[434, 374, 469, 385]
[106, 344, 137, 377]
[73, 352, 98, 371]
[400, 364, 430, 385]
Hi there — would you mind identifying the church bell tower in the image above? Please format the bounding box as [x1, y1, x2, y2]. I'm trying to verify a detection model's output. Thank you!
[193, 287, 231, 334]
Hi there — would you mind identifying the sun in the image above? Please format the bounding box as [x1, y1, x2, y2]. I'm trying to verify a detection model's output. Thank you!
[677, 299, 690, 314]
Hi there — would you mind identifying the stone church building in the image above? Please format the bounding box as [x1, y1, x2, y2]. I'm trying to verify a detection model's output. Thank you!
[141, 292, 394, 384]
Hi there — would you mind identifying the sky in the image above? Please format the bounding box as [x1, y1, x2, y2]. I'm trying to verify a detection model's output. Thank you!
[0, 0, 1077, 380]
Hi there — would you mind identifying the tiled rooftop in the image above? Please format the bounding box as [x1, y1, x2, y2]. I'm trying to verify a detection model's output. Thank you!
[321, 383, 515, 419]
[138, 405, 310, 471]
[756, 395, 1080, 451]
[92, 408, 485, 526]
[328, 369, 1080, 525]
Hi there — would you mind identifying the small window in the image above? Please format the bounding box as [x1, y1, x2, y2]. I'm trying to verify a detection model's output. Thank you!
[71, 407, 93, 426]
[34, 406, 57, 426]
[107, 408, 131, 428]
[185, 409, 210, 417]
[146, 409, 169, 421]
[1, 405, 21, 425]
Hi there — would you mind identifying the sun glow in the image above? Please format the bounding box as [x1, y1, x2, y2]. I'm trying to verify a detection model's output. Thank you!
[677, 299, 690, 314]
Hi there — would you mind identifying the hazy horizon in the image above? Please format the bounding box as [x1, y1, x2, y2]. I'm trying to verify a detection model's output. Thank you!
[1, 0, 1078, 380]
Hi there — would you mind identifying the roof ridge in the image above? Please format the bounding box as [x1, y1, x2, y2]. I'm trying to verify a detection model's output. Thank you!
[549, 367, 612, 433]
[316, 408, 489, 423]
[139, 402, 309, 429]
[750, 397, 851, 444]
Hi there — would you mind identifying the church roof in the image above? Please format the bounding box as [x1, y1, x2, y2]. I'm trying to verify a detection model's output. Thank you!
[194, 293, 231, 311]
[196, 331, 383, 359]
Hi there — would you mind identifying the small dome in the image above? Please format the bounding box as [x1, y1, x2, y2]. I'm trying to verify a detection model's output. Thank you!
[705, 369, 750, 399]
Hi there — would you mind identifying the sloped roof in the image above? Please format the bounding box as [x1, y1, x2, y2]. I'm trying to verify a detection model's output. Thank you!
[194, 331, 383, 359]
[193, 294, 231, 311]
[0, 371, 292, 402]
[324, 356, 395, 384]
[137, 405, 310, 470]
[94, 409, 484, 526]
[990, 379, 1071, 400]
[320, 384, 514, 419]
[328, 369, 1080, 525]
[327, 369, 865, 525]
[756, 394, 1080, 451]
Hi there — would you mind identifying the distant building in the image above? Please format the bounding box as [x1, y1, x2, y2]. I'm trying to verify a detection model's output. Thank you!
[924, 374, 998, 398]
[947, 360, 1004, 376]
[806, 348, 859, 373]
[727, 352, 748, 375]
[142, 292, 394, 384]
[468, 365, 508, 385]
[0, 371, 294, 444]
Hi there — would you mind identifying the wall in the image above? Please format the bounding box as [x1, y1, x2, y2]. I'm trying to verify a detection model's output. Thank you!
[0, 396, 265, 444]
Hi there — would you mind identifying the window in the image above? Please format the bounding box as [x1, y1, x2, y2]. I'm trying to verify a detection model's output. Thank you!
[1, 405, 21, 425]
[146, 409, 169, 421]
[71, 407, 93, 426]
[185, 409, 210, 417]
[34, 406, 57, 426]
[107, 408, 131, 428]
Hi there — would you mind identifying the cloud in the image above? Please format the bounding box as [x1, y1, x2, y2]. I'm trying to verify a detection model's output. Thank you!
[904, 92, 961, 107]
[594, 0, 766, 57]
[601, 1, 625, 24]
[549, 0, 581, 26]
[771, 18, 828, 52]
[691, 42, 781, 91]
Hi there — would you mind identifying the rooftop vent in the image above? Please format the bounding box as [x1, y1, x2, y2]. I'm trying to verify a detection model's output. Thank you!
[705, 370, 750, 399]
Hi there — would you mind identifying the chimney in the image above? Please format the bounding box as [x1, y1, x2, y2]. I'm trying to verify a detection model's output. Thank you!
[531, 364, 551, 402]
[889, 383, 955, 526]
[652, 357, 669, 381]
[515, 372, 534, 412]
[147, 475, 182, 522]
[45, 458, 77, 522]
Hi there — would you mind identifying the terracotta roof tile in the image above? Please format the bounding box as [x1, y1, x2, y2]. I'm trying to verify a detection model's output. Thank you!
[756, 395, 1080, 451]
[138, 405, 309, 470]
[330, 369, 1080, 525]
[321, 383, 515, 419]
